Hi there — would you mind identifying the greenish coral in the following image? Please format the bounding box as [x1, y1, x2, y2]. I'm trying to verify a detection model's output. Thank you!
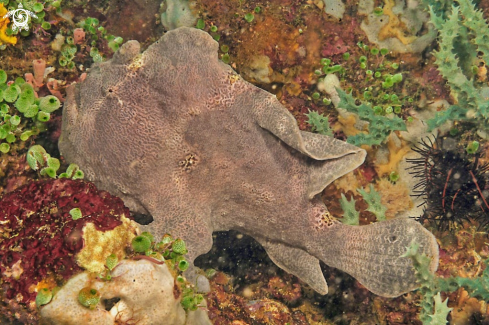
[27, 144, 84, 179]
[3, 84, 19, 103]
[35, 288, 53, 307]
[437, 264, 489, 302]
[429, 293, 452, 325]
[403, 242, 443, 324]
[58, 163, 84, 179]
[316, 43, 409, 114]
[339, 185, 387, 224]
[0, 72, 64, 154]
[105, 254, 118, 271]
[305, 110, 333, 136]
[69, 207, 83, 220]
[404, 242, 489, 324]
[339, 193, 360, 225]
[171, 238, 187, 255]
[357, 184, 387, 221]
[425, 0, 489, 130]
[77, 287, 101, 310]
[131, 232, 205, 312]
[27, 145, 59, 177]
[337, 88, 406, 146]
[131, 235, 152, 253]
[39, 95, 61, 113]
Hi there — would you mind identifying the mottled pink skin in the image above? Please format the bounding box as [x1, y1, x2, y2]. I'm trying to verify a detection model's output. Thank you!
[58, 27, 439, 299]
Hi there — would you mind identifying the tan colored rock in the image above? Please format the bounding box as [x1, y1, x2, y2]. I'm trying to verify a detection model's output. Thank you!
[40, 259, 210, 325]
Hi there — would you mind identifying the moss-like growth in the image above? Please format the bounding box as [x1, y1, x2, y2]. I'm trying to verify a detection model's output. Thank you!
[425, 0, 489, 130]
[9, 115, 20, 126]
[171, 238, 187, 255]
[305, 110, 333, 136]
[40, 167, 56, 178]
[357, 184, 387, 221]
[140, 231, 154, 243]
[26, 145, 49, 171]
[337, 88, 406, 146]
[35, 288, 53, 307]
[178, 260, 189, 271]
[20, 130, 34, 141]
[39, 157, 60, 178]
[3, 84, 20, 103]
[105, 253, 118, 271]
[132, 235, 152, 253]
[404, 242, 489, 324]
[78, 287, 100, 310]
[14, 84, 36, 114]
[23, 104, 39, 118]
[0, 70, 7, 84]
[137, 232, 205, 312]
[39, 95, 61, 113]
[27, 145, 75, 179]
[69, 208, 83, 220]
[32, 2, 44, 13]
[181, 288, 204, 311]
[0, 124, 10, 140]
[339, 193, 360, 225]
[59, 163, 84, 179]
[0, 143, 9, 153]
[37, 111, 50, 122]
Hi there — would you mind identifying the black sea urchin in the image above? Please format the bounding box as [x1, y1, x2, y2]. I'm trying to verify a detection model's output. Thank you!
[407, 137, 489, 231]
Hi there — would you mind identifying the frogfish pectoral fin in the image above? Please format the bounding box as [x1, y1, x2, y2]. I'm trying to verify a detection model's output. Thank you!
[258, 237, 328, 295]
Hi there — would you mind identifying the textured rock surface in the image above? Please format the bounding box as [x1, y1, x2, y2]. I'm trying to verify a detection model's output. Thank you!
[0, 178, 134, 301]
[0, 178, 138, 324]
[59, 27, 439, 297]
[40, 259, 210, 325]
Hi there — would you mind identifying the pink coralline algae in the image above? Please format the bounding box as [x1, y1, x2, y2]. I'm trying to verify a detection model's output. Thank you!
[0, 178, 131, 312]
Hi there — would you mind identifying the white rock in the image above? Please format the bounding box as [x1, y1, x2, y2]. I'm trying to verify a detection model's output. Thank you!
[40, 259, 211, 325]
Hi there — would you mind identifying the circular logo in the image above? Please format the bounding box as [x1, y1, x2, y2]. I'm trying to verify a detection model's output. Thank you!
[5, 3, 38, 32]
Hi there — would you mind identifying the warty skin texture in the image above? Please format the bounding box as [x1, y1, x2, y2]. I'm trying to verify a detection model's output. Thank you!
[59, 27, 438, 297]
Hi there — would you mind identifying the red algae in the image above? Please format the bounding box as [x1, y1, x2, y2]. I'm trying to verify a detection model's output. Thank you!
[0, 178, 131, 309]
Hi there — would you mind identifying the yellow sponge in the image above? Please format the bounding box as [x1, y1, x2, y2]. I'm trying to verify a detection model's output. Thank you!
[0, 4, 17, 46]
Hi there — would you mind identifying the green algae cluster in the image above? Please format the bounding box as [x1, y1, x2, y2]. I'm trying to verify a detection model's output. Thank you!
[0, 70, 62, 154]
[339, 184, 387, 225]
[0, 0, 60, 45]
[55, 16, 124, 69]
[129, 232, 204, 312]
[315, 43, 410, 114]
[337, 88, 407, 146]
[27, 144, 84, 179]
[313, 43, 411, 146]
[423, 0, 489, 132]
[405, 242, 489, 324]
[78, 287, 101, 310]
[305, 109, 333, 137]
